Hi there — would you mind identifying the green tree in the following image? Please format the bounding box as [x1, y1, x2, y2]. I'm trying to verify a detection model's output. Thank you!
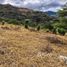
[24, 19, 30, 29]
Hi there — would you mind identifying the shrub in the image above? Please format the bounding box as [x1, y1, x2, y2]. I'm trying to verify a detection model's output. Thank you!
[46, 29, 50, 32]
[24, 19, 30, 29]
[37, 25, 40, 31]
[45, 23, 53, 31]
[8, 19, 18, 24]
[2, 21, 5, 25]
[58, 28, 66, 35]
[52, 28, 56, 34]
[25, 19, 30, 24]
[0, 18, 3, 22]
[25, 24, 28, 29]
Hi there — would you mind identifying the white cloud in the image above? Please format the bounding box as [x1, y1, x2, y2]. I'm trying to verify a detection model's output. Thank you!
[0, 0, 67, 11]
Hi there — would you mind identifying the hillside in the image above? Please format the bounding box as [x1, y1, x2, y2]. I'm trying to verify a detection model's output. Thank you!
[0, 24, 67, 67]
[0, 4, 52, 23]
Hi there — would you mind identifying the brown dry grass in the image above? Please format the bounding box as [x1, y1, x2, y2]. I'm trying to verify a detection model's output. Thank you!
[0, 24, 67, 67]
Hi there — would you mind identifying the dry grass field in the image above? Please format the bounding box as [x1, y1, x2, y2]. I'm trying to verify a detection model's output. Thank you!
[0, 24, 67, 67]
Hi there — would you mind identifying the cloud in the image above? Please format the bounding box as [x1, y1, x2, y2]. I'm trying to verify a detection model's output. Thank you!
[0, 0, 5, 4]
[0, 0, 67, 11]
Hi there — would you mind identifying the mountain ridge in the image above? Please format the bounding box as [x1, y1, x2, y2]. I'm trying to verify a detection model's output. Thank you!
[0, 4, 53, 23]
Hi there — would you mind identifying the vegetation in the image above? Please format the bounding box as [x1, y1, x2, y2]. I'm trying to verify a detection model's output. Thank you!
[57, 28, 66, 35]
[2, 20, 5, 25]
[0, 4, 67, 36]
[37, 25, 40, 31]
[0, 4, 67, 67]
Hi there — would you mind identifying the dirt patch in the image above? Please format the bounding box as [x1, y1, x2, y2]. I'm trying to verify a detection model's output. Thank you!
[46, 36, 66, 46]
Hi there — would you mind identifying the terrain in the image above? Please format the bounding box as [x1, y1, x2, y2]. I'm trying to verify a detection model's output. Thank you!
[0, 4, 52, 23]
[0, 24, 67, 67]
[0, 3, 67, 67]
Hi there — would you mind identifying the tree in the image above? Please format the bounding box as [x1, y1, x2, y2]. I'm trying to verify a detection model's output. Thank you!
[24, 19, 30, 29]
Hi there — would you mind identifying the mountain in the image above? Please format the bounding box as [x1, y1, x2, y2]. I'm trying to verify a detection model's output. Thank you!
[0, 4, 53, 24]
[0, 4, 32, 20]
[45, 11, 57, 16]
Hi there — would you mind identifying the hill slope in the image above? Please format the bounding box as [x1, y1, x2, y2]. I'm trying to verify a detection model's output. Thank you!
[0, 4, 52, 23]
[0, 24, 67, 67]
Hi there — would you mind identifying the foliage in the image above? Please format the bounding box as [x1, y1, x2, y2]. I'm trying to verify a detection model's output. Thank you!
[24, 19, 29, 29]
[2, 21, 5, 25]
[37, 25, 40, 31]
[43, 22, 53, 31]
[57, 28, 66, 35]
[0, 4, 67, 36]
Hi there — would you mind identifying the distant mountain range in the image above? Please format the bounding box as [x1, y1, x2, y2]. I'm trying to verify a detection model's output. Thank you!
[45, 11, 57, 16]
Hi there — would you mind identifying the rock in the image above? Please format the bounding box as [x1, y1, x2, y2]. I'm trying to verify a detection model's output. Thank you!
[58, 55, 67, 64]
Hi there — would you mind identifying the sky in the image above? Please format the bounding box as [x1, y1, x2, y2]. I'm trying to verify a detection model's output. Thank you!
[0, 0, 67, 12]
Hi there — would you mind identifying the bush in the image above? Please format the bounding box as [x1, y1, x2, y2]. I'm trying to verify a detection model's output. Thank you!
[45, 23, 53, 31]
[37, 25, 40, 31]
[46, 29, 50, 32]
[24, 19, 30, 29]
[0, 18, 3, 22]
[52, 28, 56, 34]
[58, 28, 66, 35]
[2, 21, 5, 25]
[25, 19, 30, 24]
[8, 19, 19, 25]
[25, 24, 28, 29]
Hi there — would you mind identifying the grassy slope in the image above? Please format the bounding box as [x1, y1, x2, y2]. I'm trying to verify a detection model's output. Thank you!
[0, 24, 67, 67]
